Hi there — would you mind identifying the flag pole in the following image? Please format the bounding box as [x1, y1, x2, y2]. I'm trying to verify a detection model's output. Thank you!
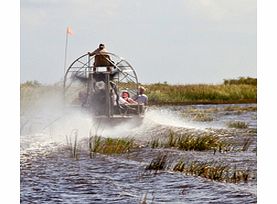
[64, 28, 69, 74]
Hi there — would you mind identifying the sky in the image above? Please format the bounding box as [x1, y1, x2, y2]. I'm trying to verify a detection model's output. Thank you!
[21, 0, 256, 84]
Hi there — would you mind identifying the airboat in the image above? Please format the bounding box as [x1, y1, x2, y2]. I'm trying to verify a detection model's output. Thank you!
[63, 50, 146, 125]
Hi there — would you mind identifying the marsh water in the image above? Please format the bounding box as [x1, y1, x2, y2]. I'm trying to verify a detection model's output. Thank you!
[20, 104, 257, 203]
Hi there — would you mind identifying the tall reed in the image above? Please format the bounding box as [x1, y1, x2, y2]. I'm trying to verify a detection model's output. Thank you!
[66, 129, 80, 160]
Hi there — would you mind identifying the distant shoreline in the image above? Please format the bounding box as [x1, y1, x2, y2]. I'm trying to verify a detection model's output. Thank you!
[149, 99, 257, 106]
[21, 77, 257, 108]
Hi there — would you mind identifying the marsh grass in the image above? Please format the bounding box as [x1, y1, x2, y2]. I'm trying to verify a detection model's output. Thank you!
[173, 160, 186, 172]
[223, 105, 257, 112]
[173, 160, 250, 183]
[139, 193, 148, 204]
[184, 105, 256, 114]
[21, 79, 257, 107]
[89, 136, 137, 156]
[145, 154, 168, 171]
[190, 112, 214, 122]
[181, 105, 256, 122]
[241, 137, 253, 151]
[149, 131, 231, 152]
[223, 77, 257, 85]
[145, 82, 256, 105]
[181, 108, 214, 122]
[145, 155, 251, 183]
[66, 129, 80, 160]
[149, 137, 160, 148]
[227, 121, 249, 129]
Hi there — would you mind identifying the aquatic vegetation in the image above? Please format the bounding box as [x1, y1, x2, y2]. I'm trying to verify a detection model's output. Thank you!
[191, 112, 213, 122]
[21, 101, 256, 203]
[227, 121, 249, 129]
[66, 129, 80, 160]
[21, 79, 257, 203]
[172, 160, 251, 183]
[89, 136, 137, 155]
[149, 130, 231, 152]
[89, 135, 102, 158]
[173, 160, 186, 172]
[145, 154, 168, 171]
[241, 137, 253, 151]
[145, 155, 251, 183]
[223, 105, 257, 112]
[139, 192, 148, 204]
[182, 111, 214, 122]
[149, 137, 160, 148]
[182, 105, 256, 118]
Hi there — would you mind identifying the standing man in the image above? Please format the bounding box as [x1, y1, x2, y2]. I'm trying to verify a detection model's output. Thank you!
[89, 44, 113, 71]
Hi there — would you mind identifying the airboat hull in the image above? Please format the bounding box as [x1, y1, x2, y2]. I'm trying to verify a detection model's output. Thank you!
[93, 115, 144, 127]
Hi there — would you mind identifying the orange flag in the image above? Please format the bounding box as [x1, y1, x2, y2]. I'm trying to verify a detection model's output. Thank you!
[66, 26, 73, 35]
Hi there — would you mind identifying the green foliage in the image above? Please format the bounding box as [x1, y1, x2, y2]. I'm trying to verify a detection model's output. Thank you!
[149, 137, 160, 148]
[149, 130, 231, 152]
[241, 137, 253, 151]
[145, 154, 167, 171]
[227, 121, 249, 129]
[89, 136, 137, 155]
[172, 160, 251, 183]
[144, 79, 257, 105]
[223, 77, 257, 86]
[145, 155, 252, 183]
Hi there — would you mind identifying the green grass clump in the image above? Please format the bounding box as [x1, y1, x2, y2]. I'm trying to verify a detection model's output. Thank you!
[173, 160, 250, 183]
[241, 137, 253, 151]
[149, 131, 230, 152]
[149, 137, 160, 148]
[191, 112, 213, 122]
[182, 105, 256, 118]
[223, 105, 257, 112]
[145, 154, 168, 171]
[173, 160, 186, 172]
[182, 111, 214, 122]
[89, 136, 137, 156]
[227, 121, 249, 129]
[145, 155, 252, 183]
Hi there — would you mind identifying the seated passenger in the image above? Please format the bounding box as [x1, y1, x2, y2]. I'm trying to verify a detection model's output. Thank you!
[112, 91, 129, 105]
[121, 90, 138, 104]
[135, 86, 148, 105]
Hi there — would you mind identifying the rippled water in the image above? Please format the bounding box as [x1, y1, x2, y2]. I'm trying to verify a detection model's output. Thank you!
[21, 104, 257, 203]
